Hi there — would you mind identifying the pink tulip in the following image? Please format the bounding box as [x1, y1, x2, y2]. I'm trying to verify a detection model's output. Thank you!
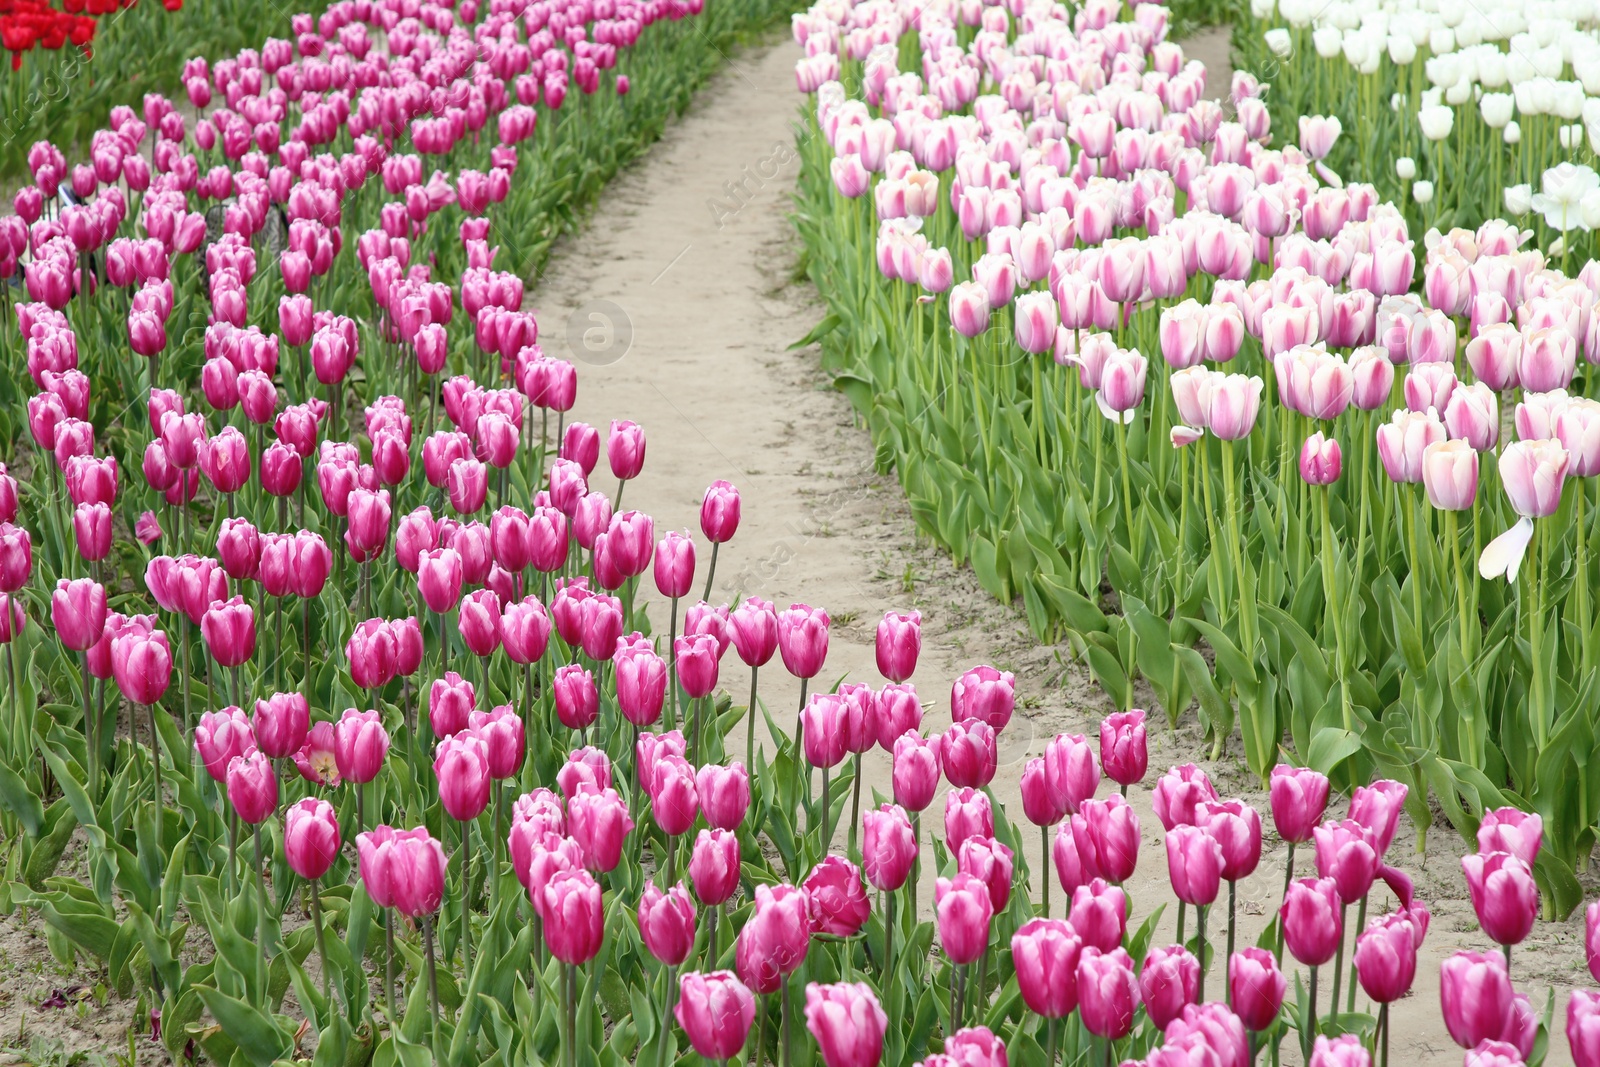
[893, 732, 941, 812]
[1012, 918, 1082, 1019]
[1068, 877, 1127, 954]
[568, 785, 634, 872]
[284, 797, 341, 881]
[875, 610, 921, 682]
[1076, 947, 1138, 1040]
[1281, 877, 1343, 966]
[1462, 851, 1538, 948]
[1021, 757, 1065, 827]
[541, 869, 604, 964]
[1098, 710, 1147, 787]
[252, 691, 309, 759]
[1230, 947, 1286, 1032]
[1165, 824, 1223, 906]
[650, 755, 700, 836]
[778, 603, 830, 679]
[1140, 945, 1201, 1030]
[1308, 1035, 1370, 1067]
[935, 872, 993, 965]
[675, 971, 755, 1061]
[469, 705, 524, 779]
[653, 531, 696, 599]
[874, 684, 922, 752]
[1348, 779, 1408, 856]
[224, 745, 280, 828]
[735, 884, 812, 994]
[1152, 764, 1218, 830]
[804, 981, 886, 1067]
[700, 480, 741, 543]
[1499, 439, 1570, 518]
[333, 708, 389, 784]
[690, 828, 742, 906]
[1354, 911, 1422, 1004]
[941, 718, 997, 788]
[1440, 951, 1515, 1050]
[729, 596, 779, 667]
[1569, 990, 1600, 1067]
[951, 665, 1014, 731]
[696, 762, 750, 830]
[194, 707, 254, 783]
[201, 595, 255, 668]
[386, 828, 448, 918]
[1072, 795, 1140, 884]
[110, 626, 171, 705]
[51, 578, 106, 652]
[805, 856, 871, 937]
[1477, 808, 1543, 867]
[1314, 819, 1380, 905]
[1269, 764, 1329, 843]
[1197, 799, 1262, 882]
[435, 733, 491, 822]
[1299, 433, 1343, 486]
[638, 880, 697, 966]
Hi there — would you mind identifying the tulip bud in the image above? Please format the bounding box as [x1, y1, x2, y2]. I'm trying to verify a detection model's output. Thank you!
[690, 828, 741, 906]
[284, 796, 341, 881]
[638, 880, 697, 966]
[226, 749, 278, 824]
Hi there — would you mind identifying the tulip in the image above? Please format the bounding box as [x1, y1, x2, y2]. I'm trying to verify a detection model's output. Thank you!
[1230, 947, 1286, 1033]
[654, 530, 696, 600]
[944, 785, 994, 852]
[950, 665, 1014, 731]
[650, 754, 700, 838]
[502, 598, 552, 666]
[1354, 912, 1421, 1005]
[1139, 945, 1201, 1030]
[1152, 764, 1219, 830]
[778, 603, 830, 679]
[1021, 757, 1066, 830]
[435, 733, 491, 822]
[1099, 710, 1147, 788]
[429, 672, 476, 737]
[1440, 951, 1515, 1051]
[568, 785, 634, 873]
[893, 732, 941, 812]
[193, 707, 254, 783]
[941, 718, 997, 788]
[1499, 439, 1570, 518]
[697, 762, 750, 830]
[690, 828, 741, 907]
[874, 684, 922, 752]
[347, 618, 398, 692]
[675, 631, 720, 699]
[1012, 918, 1082, 1019]
[735, 884, 812, 994]
[293, 721, 341, 788]
[804, 982, 887, 1067]
[1589, 900, 1600, 985]
[560, 747, 613, 799]
[0, 523, 31, 592]
[1166, 825, 1224, 907]
[227, 749, 279, 825]
[729, 596, 778, 667]
[284, 797, 341, 882]
[1348, 779, 1408, 856]
[805, 856, 871, 937]
[1308, 1035, 1371, 1067]
[201, 596, 255, 669]
[943, 1027, 1007, 1067]
[639, 880, 697, 966]
[542, 869, 605, 965]
[1076, 947, 1138, 1040]
[935, 872, 993, 966]
[1461, 852, 1538, 949]
[1067, 877, 1126, 954]
[1054, 819, 1091, 899]
[1281, 877, 1342, 966]
[334, 708, 389, 786]
[875, 610, 921, 682]
[469, 704, 524, 779]
[1269, 765, 1329, 844]
[862, 804, 916, 892]
[1072, 794, 1141, 884]
[111, 626, 171, 706]
[253, 691, 310, 759]
[51, 578, 106, 652]
[1477, 809, 1543, 867]
[676, 971, 755, 1062]
[1314, 819, 1380, 905]
[700, 478, 740, 547]
[1569, 990, 1600, 1067]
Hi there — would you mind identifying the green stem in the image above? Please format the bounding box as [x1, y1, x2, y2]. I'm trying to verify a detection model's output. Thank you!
[1276, 844, 1294, 965]
[252, 823, 271, 1007]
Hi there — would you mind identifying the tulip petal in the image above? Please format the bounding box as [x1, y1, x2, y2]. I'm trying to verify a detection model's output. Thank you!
[1096, 392, 1136, 424]
[1478, 517, 1534, 582]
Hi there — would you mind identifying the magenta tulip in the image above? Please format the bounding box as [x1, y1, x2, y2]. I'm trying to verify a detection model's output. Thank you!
[638, 880, 697, 966]
[1012, 917, 1083, 1019]
[675, 971, 755, 1061]
[284, 797, 341, 881]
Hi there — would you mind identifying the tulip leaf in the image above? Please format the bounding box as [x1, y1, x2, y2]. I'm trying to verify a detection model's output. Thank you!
[194, 986, 293, 1067]
[0, 761, 43, 838]
[1305, 728, 1363, 776]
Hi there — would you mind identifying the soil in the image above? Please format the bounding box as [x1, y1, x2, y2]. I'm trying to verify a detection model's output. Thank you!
[0, 23, 1590, 1067]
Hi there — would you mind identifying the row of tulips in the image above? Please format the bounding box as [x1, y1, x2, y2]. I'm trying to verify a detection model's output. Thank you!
[0, 0, 803, 1063]
[789, 0, 1600, 918]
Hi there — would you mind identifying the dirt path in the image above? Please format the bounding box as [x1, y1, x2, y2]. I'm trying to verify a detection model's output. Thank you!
[530, 29, 1590, 1067]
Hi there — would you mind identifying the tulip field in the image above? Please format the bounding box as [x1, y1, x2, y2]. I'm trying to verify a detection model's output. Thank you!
[4, 0, 1600, 1063]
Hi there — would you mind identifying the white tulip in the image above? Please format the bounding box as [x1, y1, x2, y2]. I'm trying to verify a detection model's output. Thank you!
[1390, 92, 1404, 113]
[1530, 163, 1600, 231]
[1535, 45, 1564, 80]
[1329, 3, 1360, 31]
[1480, 92, 1515, 128]
[1445, 79, 1473, 106]
[1418, 104, 1455, 140]
[1426, 53, 1461, 87]
[1554, 82, 1587, 121]
[1388, 33, 1417, 64]
[1505, 183, 1532, 214]
[1505, 53, 1534, 86]
[1413, 180, 1435, 205]
[1513, 80, 1543, 117]
[1265, 28, 1294, 57]
[1561, 124, 1582, 150]
[1454, 13, 1481, 45]
[1313, 26, 1343, 57]
[1429, 27, 1456, 54]
[1440, 3, 1466, 29]
[1397, 156, 1418, 180]
[1249, 0, 1275, 19]
[1504, 120, 1522, 144]
[1279, 0, 1313, 28]
[1582, 189, 1600, 231]
[1342, 32, 1371, 68]
[1588, 122, 1600, 156]
[1551, 235, 1568, 257]
[1477, 50, 1507, 88]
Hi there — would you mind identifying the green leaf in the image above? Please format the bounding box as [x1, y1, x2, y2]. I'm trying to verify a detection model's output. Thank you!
[0, 761, 43, 837]
[194, 986, 293, 1067]
[1305, 728, 1363, 776]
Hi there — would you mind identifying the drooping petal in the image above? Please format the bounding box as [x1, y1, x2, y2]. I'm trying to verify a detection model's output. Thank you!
[1478, 517, 1535, 582]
